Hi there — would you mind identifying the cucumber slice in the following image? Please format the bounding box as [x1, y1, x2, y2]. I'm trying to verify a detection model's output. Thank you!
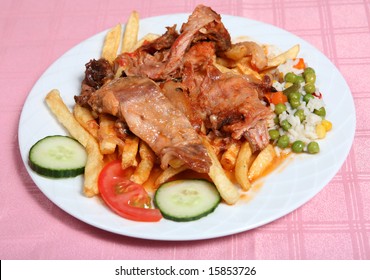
[154, 179, 221, 222]
[29, 135, 87, 178]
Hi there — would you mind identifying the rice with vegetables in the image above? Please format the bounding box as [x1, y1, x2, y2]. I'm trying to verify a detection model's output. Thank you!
[267, 58, 332, 155]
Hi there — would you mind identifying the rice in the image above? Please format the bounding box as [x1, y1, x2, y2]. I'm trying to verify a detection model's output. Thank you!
[277, 59, 304, 76]
[307, 98, 325, 112]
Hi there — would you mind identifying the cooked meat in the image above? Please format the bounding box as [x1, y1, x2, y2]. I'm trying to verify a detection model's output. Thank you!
[113, 25, 179, 80]
[88, 76, 211, 173]
[140, 25, 179, 54]
[182, 42, 274, 151]
[180, 5, 231, 52]
[114, 5, 231, 81]
[75, 58, 114, 107]
[244, 120, 271, 152]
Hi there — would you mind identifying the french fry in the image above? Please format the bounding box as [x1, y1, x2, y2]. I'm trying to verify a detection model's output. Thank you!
[248, 144, 276, 182]
[154, 165, 187, 187]
[220, 142, 240, 171]
[266, 44, 300, 69]
[83, 143, 105, 197]
[104, 151, 119, 164]
[102, 23, 122, 64]
[202, 137, 240, 205]
[130, 141, 155, 184]
[236, 61, 262, 82]
[121, 135, 139, 169]
[98, 114, 120, 154]
[121, 11, 140, 53]
[73, 104, 99, 139]
[45, 90, 104, 197]
[213, 62, 239, 74]
[235, 142, 252, 191]
[132, 33, 160, 50]
[115, 11, 140, 78]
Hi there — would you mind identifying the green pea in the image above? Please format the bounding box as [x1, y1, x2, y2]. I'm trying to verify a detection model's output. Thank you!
[292, 140, 304, 153]
[295, 75, 305, 84]
[290, 99, 301, 109]
[303, 93, 314, 103]
[294, 109, 306, 122]
[304, 72, 316, 84]
[304, 67, 315, 75]
[274, 116, 279, 124]
[275, 103, 287, 115]
[307, 141, 320, 154]
[288, 91, 301, 101]
[281, 120, 292, 131]
[277, 135, 289, 148]
[269, 129, 280, 140]
[284, 72, 297, 83]
[283, 83, 300, 95]
[314, 107, 326, 117]
[304, 83, 316, 94]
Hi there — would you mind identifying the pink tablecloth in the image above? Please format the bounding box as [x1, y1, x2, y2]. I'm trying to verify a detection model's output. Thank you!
[1, 0, 368, 260]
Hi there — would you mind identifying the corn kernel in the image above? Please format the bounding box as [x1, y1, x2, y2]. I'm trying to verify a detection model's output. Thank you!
[321, 120, 332, 132]
[284, 82, 293, 89]
[316, 124, 327, 139]
[278, 72, 284, 82]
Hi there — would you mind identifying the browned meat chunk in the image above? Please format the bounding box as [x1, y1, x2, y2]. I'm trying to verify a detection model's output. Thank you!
[114, 5, 231, 81]
[88, 76, 211, 173]
[181, 42, 274, 151]
[75, 58, 114, 107]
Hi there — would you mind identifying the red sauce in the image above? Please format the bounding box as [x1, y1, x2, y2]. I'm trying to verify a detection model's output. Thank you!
[144, 152, 292, 203]
[252, 152, 291, 183]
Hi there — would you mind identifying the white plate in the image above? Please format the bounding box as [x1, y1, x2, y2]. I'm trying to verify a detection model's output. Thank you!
[18, 14, 355, 241]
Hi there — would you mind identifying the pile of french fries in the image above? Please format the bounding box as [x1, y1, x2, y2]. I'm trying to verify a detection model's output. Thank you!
[45, 11, 300, 205]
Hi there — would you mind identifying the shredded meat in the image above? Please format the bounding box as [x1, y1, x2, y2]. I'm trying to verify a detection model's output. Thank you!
[114, 5, 231, 81]
[181, 42, 274, 151]
[88, 76, 211, 173]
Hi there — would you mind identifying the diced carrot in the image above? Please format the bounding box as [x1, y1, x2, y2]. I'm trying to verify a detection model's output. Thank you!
[264, 92, 272, 103]
[270, 91, 288, 105]
[293, 58, 305, 69]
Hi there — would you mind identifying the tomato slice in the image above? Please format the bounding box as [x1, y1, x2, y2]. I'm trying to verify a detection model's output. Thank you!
[98, 160, 162, 222]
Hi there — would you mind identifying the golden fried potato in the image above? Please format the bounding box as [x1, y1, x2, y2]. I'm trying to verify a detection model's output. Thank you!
[220, 142, 240, 171]
[248, 144, 276, 182]
[121, 11, 140, 53]
[102, 23, 122, 64]
[202, 137, 240, 205]
[154, 165, 187, 187]
[130, 141, 155, 185]
[266, 44, 300, 69]
[235, 142, 252, 191]
[97, 114, 121, 154]
[236, 61, 262, 82]
[121, 135, 139, 169]
[45, 90, 104, 197]
[115, 11, 140, 78]
[73, 104, 99, 139]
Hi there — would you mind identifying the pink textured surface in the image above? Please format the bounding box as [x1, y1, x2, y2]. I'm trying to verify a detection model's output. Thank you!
[1, 0, 368, 259]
